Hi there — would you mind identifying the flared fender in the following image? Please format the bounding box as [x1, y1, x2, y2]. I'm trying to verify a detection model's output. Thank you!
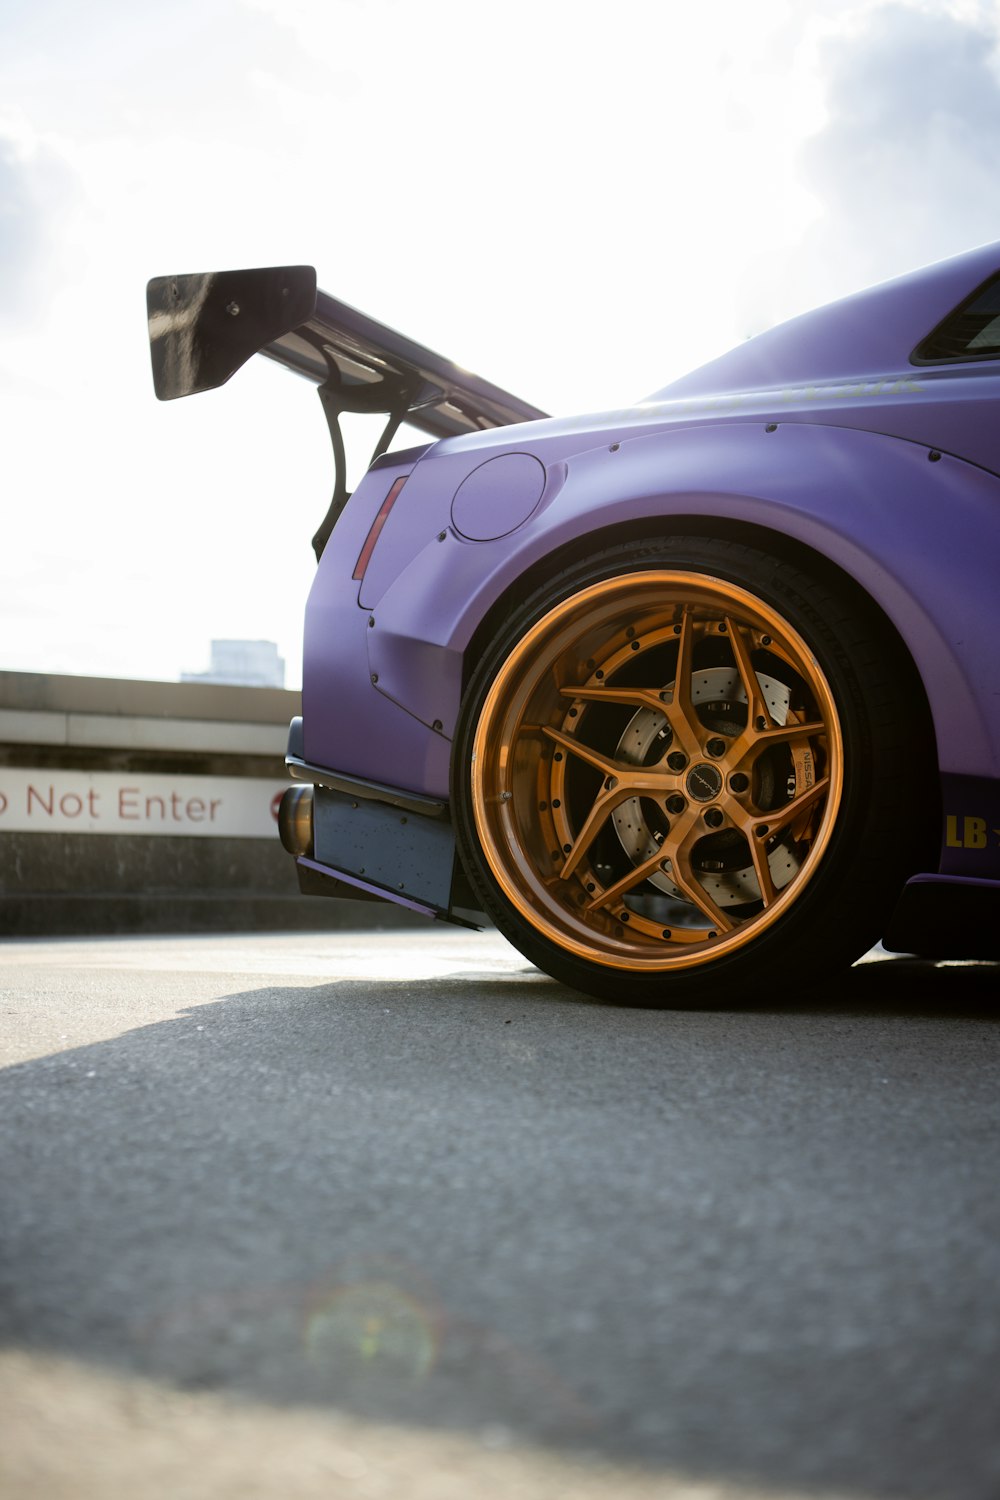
[358, 419, 1000, 783]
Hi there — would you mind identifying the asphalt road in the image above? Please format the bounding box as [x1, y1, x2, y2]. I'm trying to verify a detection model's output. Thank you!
[1, 929, 999, 1500]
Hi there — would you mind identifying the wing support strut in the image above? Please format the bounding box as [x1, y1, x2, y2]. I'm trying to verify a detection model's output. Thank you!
[313, 369, 412, 561]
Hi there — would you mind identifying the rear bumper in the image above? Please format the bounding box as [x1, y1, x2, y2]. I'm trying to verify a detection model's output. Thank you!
[285, 717, 447, 819]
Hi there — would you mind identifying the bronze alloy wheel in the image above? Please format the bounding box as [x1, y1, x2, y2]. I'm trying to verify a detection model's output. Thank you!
[455, 537, 933, 1004]
[468, 569, 844, 976]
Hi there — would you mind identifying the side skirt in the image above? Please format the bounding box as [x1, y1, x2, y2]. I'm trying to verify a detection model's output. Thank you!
[883, 873, 1000, 960]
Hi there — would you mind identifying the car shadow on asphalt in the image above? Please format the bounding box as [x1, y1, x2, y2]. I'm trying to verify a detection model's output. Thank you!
[807, 953, 1000, 1014]
[2, 950, 999, 1499]
[691, 952, 1000, 1020]
[424, 951, 1000, 1021]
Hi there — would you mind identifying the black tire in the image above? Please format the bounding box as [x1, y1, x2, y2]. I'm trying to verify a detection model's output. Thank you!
[453, 535, 933, 1006]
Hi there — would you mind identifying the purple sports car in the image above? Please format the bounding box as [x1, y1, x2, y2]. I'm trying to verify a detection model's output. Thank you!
[148, 243, 1000, 1004]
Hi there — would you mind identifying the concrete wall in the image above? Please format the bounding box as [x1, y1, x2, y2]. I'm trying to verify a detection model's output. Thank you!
[0, 672, 417, 935]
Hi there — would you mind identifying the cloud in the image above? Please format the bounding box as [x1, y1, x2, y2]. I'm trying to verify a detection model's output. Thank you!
[0, 126, 75, 329]
[742, 2, 1000, 330]
[810, 5, 1000, 257]
[0, 135, 42, 324]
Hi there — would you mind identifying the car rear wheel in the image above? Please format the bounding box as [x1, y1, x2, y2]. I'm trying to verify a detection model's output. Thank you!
[453, 536, 931, 1006]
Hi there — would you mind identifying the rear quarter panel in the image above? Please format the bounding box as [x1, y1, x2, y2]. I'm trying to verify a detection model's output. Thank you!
[360, 419, 1000, 791]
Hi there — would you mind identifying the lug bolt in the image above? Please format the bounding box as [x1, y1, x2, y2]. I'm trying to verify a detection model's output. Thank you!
[706, 737, 727, 758]
[704, 808, 724, 829]
[666, 793, 686, 814]
[730, 772, 750, 793]
[667, 751, 687, 772]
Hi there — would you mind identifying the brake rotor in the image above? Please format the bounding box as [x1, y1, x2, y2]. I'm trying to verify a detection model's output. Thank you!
[610, 666, 803, 907]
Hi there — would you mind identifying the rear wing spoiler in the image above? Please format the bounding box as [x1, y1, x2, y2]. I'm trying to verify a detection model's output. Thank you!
[146, 266, 549, 556]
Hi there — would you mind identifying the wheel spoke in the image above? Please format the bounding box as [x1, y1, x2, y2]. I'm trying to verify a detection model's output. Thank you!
[729, 779, 831, 905]
[585, 844, 670, 911]
[671, 607, 695, 718]
[755, 719, 826, 745]
[757, 776, 830, 836]
[669, 840, 735, 934]
[555, 612, 703, 760]
[658, 609, 706, 758]
[557, 685, 701, 759]
[586, 809, 734, 936]
[541, 724, 690, 796]
[541, 723, 619, 778]
[729, 776, 830, 851]
[559, 783, 636, 879]
[728, 716, 827, 775]
[560, 685, 671, 716]
[746, 830, 778, 907]
[726, 615, 770, 729]
[663, 814, 738, 933]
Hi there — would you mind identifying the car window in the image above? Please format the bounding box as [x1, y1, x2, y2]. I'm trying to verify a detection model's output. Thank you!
[912, 271, 1000, 363]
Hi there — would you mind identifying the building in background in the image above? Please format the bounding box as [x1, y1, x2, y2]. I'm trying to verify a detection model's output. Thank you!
[182, 640, 285, 689]
[0, 670, 417, 935]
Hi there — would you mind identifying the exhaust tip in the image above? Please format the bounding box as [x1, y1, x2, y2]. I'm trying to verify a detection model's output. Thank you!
[278, 785, 314, 858]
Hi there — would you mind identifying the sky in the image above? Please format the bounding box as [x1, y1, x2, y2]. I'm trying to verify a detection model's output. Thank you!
[1, 0, 999, 688]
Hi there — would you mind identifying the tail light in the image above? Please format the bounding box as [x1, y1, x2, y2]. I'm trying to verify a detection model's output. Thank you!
[353, 477, 408, 582]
